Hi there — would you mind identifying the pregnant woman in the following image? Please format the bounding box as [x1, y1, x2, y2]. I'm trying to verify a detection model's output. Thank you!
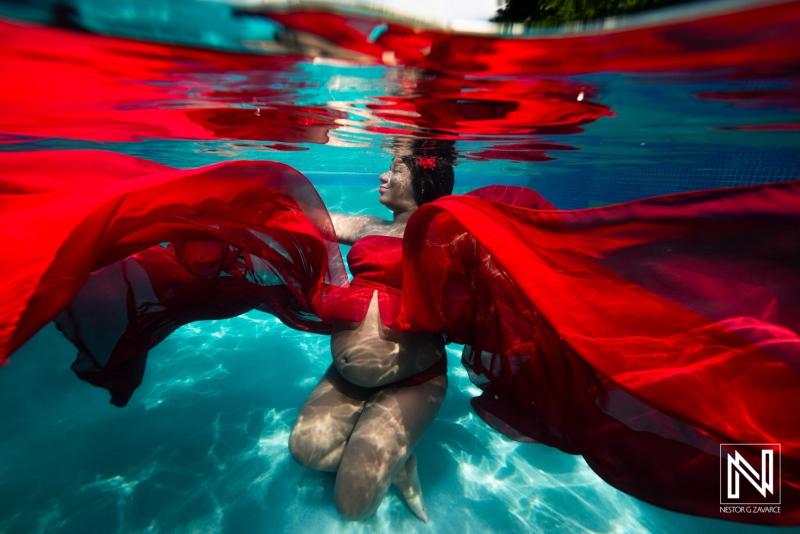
[289, 146, 454, 521]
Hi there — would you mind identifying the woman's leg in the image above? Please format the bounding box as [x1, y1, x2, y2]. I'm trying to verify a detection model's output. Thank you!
[288, 364, 373, 471]
[333, 374, 448, 521]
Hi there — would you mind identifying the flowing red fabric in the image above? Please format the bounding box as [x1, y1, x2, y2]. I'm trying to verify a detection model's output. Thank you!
[0, 150, 798, 524]
[256, 1, 800, 76]
[0, 19, 608, 157]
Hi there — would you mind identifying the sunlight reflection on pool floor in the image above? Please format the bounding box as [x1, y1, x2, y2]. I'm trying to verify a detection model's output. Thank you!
[0, 313, 781, 533]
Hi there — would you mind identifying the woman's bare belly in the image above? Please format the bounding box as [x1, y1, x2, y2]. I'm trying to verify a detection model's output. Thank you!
[331, 292, 444, 388]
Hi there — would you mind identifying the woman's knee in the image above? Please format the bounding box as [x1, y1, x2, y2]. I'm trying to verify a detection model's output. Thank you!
[288, 417, 314, 467]
[333, 465, 389, 520]
[288, 415, 342, 471]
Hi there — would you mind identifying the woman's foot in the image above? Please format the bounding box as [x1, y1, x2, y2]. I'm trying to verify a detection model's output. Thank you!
[393, 454, 429, 523]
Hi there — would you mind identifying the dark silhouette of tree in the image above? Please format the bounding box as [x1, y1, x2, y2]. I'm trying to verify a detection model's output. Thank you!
[493, 0, 700, 25]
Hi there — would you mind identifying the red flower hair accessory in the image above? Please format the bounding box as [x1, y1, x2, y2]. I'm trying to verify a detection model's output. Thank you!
[417, 156, 437, 170]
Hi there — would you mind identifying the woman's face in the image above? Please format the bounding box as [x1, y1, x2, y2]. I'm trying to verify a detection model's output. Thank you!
[379, 157, 418, 214]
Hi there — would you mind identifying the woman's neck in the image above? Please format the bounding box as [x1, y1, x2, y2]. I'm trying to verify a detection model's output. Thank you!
[392, 208, 416, 225]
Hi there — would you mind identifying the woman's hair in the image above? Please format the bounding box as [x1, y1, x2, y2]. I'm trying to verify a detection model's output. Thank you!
[398, 139, 456, 205]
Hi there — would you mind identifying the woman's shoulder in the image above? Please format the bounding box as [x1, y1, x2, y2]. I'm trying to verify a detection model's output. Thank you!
[330, 212, 409, 245]
[359, 220, 406, 240]
[330, 212, 387, 245]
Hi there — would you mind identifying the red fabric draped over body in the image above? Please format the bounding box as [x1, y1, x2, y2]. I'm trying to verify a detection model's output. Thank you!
[399, 184, 800, 523]
[0, 150, 797, 524]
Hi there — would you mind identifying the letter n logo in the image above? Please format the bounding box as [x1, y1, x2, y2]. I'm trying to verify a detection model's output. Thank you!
[720, 444, 781, 505]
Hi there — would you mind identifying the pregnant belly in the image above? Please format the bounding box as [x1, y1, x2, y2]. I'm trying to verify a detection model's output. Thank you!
[330, 292, 444, 388]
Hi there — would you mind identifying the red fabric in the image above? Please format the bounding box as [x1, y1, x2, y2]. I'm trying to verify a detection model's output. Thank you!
[0, 150, 798, 524]
[398, 182, 800, 523]
[346, 235, 405, 323]
[348, 235, 405, 290]
[0, 19, 608, 160]
[0, 19, 341, 145]
[258, 2, 800, 76]
[0, 150, 353, 362]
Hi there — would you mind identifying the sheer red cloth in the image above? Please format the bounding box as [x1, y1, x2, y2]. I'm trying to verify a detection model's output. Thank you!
[0, 150, 798, 524]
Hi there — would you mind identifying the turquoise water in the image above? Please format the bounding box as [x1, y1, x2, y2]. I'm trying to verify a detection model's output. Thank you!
[2, 313, 785, 533]
[1, 0, 799, 532]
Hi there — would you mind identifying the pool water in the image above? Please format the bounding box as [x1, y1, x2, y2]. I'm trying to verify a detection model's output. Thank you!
[0, 0, 798, 532]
